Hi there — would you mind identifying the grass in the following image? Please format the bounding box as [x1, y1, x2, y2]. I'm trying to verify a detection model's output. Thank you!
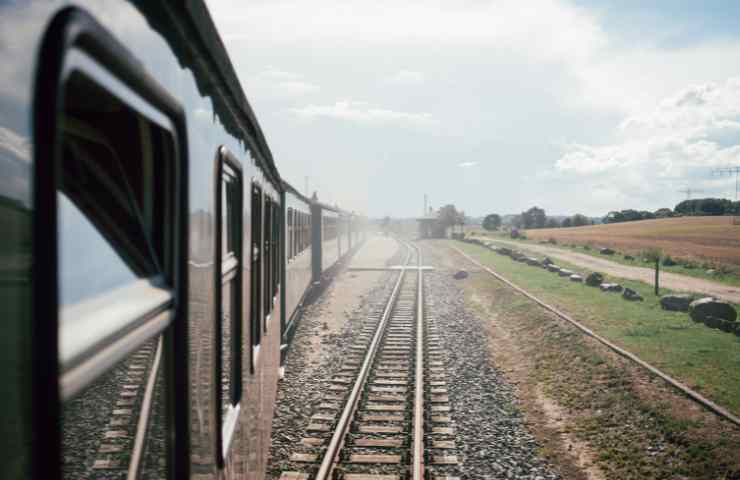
[453, 240, 740, 416]
[461, 266, 738, 479]
[470, 229, 740, 288]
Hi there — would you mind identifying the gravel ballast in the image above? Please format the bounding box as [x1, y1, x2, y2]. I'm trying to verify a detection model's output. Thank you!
[423, 245, 560, 480]
[268, 240, 561, 479]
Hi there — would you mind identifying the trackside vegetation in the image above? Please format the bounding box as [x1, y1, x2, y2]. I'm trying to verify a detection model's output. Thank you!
[452, 240, 740, 417]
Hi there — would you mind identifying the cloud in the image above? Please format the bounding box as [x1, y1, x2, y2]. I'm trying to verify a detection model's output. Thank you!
[204, 0, 740, 215]
[289, 100, 436, 128]
[458, 161, 478, 168]
[383, 70, 424, 86]
[243, 67, 319, 100]
[554, 78, 740, 203]
[0, 127, 30, 163]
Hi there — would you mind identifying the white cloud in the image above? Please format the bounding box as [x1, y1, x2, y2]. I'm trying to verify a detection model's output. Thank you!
[204, 0, 740, 215]
[458, 161, 478, 168]
[289, 100, 436, 128]
[383, 70, 424, 86]
[0, 127, 30, 163]
[243, 67, 319, 100]
[554, 78, 740, 204]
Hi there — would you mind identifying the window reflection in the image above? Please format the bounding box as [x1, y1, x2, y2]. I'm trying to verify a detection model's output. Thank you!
[58, 192, 138, 306]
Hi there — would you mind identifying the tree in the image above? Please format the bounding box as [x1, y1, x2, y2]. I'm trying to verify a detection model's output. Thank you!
[561, 217, 572, 228]
[521, 206, 547, 229]
[482, 213, 502, 231]
[545, 218, 560, 228]
[654, 208, 673, 218]
[572, 213, 590, 226]
[437, 204, 459, 229]
[675, 198, 732, 216]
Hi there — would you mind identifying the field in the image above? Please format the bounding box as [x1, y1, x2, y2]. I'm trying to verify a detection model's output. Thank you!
[452, 240, 740, 417]
[441, 240, 740, 478]
[522, 216, 740, 272]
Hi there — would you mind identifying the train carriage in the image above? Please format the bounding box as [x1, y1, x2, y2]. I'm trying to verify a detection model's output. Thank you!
[0, 2, 286, 479]
[280, 182, 313, 353]
[0, 2, 366, 479]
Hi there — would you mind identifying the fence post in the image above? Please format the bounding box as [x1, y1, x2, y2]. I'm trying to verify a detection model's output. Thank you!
[655, 258, 660, 296]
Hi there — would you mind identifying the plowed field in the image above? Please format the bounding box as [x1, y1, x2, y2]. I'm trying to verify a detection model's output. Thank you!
[525, 216, 740, 269]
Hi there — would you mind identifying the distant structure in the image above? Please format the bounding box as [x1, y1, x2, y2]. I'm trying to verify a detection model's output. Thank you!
[712, 166, 740, 201]
[678, 187, 704, 200]
[416, 194, 446, 238]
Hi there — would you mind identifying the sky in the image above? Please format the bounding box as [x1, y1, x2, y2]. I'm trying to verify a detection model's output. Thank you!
[205, 0, 740, 218]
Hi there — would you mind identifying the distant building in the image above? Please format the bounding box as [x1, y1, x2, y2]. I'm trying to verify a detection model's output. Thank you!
[416, 213, 447, 238]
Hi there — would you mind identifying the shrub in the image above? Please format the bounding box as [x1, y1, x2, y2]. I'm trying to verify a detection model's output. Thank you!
[641, 247, 663, 262]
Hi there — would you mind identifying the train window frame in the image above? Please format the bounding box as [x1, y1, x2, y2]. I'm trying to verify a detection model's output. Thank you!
[32, 7, 189, 479]
[213, 147, 243, 465]
[250, 181, 263, 373]
[264, 194, 272, 324]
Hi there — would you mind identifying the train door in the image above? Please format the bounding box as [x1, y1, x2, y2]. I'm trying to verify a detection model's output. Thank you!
[263, 195, 273, 326]
[250, 183, 262, 370]
[214, 148, 243, 464]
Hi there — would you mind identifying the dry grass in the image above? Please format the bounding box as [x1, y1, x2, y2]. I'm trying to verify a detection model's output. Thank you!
[525, 216, 740, 270]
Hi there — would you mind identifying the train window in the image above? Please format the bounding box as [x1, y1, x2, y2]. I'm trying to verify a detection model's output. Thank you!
[264, 196, 272, 319]
[250, 182, 262, 369]
[57, 54, 178, 399]
[273, 203, 280, 295]
[287, 207, 293, 261]
[214, 148, 243, 462]
[33, 8, 188, 479]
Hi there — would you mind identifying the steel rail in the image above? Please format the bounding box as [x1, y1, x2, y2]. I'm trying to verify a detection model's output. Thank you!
[411, 243, 425, 480]
[452, 244, 740, 428]
[313, 243, 414, 480]
[127, 336, 163, 480]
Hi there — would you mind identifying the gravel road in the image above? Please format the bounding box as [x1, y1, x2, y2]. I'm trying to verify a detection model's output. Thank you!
[486, 238, 740, 304]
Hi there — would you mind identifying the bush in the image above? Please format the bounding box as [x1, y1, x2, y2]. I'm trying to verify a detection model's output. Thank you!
[642, 247, 663, 262]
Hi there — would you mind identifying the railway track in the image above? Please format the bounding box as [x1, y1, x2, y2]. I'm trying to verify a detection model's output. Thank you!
[62, 337, 163, 479]
[280, 242, 460, 480]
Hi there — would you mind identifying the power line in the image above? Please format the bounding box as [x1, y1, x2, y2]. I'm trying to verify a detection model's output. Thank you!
[677, 187, 704, 200]
[712, 166, 740, 201]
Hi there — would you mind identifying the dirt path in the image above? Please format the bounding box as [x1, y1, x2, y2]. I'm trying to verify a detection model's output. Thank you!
[487, 238, 740, 304]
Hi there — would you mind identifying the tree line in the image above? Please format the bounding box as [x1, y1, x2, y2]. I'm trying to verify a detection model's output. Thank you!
[605, 198, 740, 223]
[478, 197, 740, 232]
[481, 206, 592, 231]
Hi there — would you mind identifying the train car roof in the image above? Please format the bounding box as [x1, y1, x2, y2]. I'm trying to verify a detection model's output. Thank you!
[282, 180, 313, 205]
[133, 1, 281, 186]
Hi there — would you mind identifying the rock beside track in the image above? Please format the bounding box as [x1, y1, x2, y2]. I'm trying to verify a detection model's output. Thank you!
[622, 288, 643, 301]
[454, 270, 469, 280]
[689, 297, 737, 323]
[585, 272, 603, 287]
[600, 283, 623, 293]
[660, 294, 694, 312]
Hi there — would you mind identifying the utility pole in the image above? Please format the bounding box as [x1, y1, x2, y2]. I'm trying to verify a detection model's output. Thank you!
[712, 166, 740, 201]
[677, 187, 703, 200]
[423, 194, 428, 217]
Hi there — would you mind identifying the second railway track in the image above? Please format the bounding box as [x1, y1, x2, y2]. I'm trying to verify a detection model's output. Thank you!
[280, 242, 460, 480]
